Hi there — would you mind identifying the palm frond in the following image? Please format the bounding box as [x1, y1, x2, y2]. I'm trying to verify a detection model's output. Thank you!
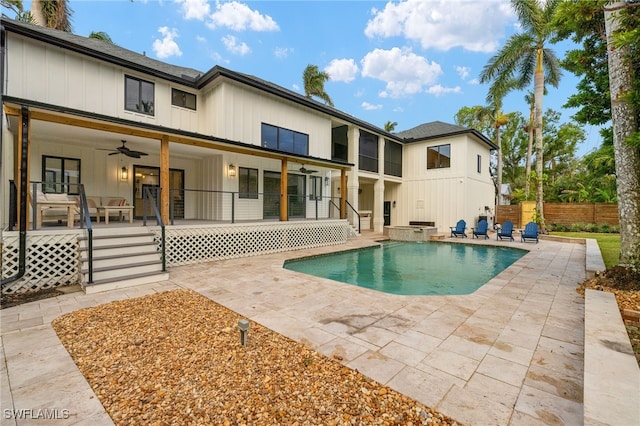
[511, 0, 543, 35]
[542, 48, 562, 87]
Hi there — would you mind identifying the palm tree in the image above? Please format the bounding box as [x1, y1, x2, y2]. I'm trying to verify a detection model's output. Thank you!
[480, 0, 562, 229]
[384, 121, 398, 132]
[523, 92, 535, 198]
[303, 64, 334, 107]
[30, 0, 72, 31]
[89, 31, 114, 43]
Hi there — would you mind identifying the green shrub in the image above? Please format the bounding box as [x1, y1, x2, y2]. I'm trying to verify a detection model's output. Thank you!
[585, 223, 599, 233]
[599, 223, 611, 233]
[570, 222, 587, 232]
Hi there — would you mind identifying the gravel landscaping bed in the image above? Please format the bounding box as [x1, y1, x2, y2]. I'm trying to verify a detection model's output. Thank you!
[52, 289, 459, 425]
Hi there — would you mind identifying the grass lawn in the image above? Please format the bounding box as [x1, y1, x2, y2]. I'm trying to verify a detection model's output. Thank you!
[550, 232, 620, 268]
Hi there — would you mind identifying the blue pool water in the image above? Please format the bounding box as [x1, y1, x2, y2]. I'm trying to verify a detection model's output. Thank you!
[284, 241, 526, 296]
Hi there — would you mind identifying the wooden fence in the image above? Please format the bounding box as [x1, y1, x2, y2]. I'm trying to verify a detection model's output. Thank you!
[496, 202, 619, 229]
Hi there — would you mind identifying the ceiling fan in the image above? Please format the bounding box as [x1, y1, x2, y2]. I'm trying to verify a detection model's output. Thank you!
[106, 140, 149, 158]
[296, 164, 318, 174]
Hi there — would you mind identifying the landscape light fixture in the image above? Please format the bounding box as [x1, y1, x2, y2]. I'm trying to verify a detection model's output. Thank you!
[237, 319, 250, 346]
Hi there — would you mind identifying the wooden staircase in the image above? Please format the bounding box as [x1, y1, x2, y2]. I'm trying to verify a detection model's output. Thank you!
[79, 227, 169, 294]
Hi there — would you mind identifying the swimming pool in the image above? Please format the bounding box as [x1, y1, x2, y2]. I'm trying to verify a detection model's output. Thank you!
[284, 241, 526, 295]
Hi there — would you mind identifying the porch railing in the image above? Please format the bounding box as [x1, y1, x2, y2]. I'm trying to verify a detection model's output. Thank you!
[345, 200, 361, 233]
[143, 186, 166, 272]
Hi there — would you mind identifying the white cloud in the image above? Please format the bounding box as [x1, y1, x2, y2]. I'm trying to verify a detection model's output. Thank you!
[153, 27, 182, 59]
[364, 0, 513, 53]
[221, 35, 250, 55]
[292, 83, 300, 92]
[456, 65, 470, 80]
[427, 84, 462, 96]
[468, 78, 480, 85]
[274, 47, 293, 59]
[360, 47, 442, 98]
[196, 35, 207, 43]
[175, 0, 210, 20]
[325, 59, 359, 83]
[361, 101, 383, 111]
[207, 1, 279, 31]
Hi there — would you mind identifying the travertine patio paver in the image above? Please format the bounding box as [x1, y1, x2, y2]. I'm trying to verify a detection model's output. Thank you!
[1, 235, 591, 425]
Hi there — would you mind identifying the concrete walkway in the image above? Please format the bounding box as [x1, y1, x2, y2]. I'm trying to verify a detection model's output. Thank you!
[1, 234, 588, 425]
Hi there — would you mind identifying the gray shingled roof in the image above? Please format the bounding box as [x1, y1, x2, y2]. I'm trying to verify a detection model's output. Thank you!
[396, 121, 471, 140]
[3, 19, 202, 81]
[396, 121, 497, 149]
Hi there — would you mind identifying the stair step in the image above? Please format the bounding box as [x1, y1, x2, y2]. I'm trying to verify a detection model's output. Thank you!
[80, 249, 160, 262]
[80, 241, 157, 251]
[83, 271, 170, 294]
[81, 260, 163, 274]
[79, 232, 153, 241]
[430, 234, 446, 240]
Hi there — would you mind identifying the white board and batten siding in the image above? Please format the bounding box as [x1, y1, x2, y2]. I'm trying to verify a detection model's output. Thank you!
[398, 134, 494, 232]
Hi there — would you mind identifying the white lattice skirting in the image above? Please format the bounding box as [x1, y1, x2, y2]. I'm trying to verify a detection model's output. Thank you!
[149, 220, 349, 266]
[1, 220, 349, 293]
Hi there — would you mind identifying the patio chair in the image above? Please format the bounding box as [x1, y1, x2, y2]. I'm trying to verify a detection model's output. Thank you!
[472, 219, 489, 239]
[521, 221, 539, 243]
[496, 220, 514, 241]
[449, 219, 467, 238]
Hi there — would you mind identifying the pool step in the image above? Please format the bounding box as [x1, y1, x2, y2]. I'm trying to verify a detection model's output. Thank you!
[430, 234, 446, 241]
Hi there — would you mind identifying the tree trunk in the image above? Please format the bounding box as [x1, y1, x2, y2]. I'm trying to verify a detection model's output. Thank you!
[30, 0, 46, 26]
[534, 48, 545, 228]
[525, 121, 533, 198]
[605, 2, 640, 269]
[496, 125, 502, 205]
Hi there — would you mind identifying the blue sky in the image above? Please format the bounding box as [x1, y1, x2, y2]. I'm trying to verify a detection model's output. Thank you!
[17, 0, 603, 155]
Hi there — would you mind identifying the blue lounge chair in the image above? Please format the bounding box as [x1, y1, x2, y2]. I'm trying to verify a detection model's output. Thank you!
[450, 219, 467, 238]
[496, 220, 514, 241]
[472, 220, 489, 239]
[521, 221, 539, 243]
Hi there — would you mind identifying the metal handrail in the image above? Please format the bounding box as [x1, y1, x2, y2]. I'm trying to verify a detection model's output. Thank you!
[345, 200, 361, 233]
[77, 184, 94, 283]
[143, 186, 166, 272]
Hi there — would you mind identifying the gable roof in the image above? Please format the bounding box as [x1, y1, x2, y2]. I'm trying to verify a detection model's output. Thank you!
[396, 121, 497, 150]
[2, 19, 495, 150]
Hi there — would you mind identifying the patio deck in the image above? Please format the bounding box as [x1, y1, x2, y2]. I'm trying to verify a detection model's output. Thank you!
[1, 233, 596, 424]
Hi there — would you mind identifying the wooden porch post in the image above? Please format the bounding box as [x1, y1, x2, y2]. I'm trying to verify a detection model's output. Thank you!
[16, 107, 31, 230]
[340, 169, 347, 219]
[160, 135, 170, 224]
[280, 159, 288, 221]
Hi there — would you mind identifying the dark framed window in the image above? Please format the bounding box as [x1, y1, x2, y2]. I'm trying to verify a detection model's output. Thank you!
[261, 123, 309, 155]
[427, 144, 451, 169]
[171, 88, 196, 110]
[359, 130, 378, 173]
[477, 155, 482, 173]
[239, 167, 258, 199]
[125, 75, 155, 116]
[332, 125, 348, 161]
[309, 176, 323, 200]
[42, 155, 81, 194]
[384, 140, 402, 177]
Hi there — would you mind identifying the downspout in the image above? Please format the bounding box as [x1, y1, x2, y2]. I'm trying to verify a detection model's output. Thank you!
[1, 105, 29, 287]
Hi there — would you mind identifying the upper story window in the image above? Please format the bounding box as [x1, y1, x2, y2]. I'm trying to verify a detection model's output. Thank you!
[171, 88, 196, 110]
[427, 144, 451, 169]
[42, 155, 81, 194]
[332, 125, 348, 162]
[477, 155, 482, 174]
[384, 140, 402, 177]
[359, 130, 378, 173]
[261, 123, 309, 155]
[239, 167, 258, 199]
[125, 75, 155, 116]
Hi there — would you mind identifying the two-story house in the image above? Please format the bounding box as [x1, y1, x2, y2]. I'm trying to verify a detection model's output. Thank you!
[0, 19, 497, 293]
